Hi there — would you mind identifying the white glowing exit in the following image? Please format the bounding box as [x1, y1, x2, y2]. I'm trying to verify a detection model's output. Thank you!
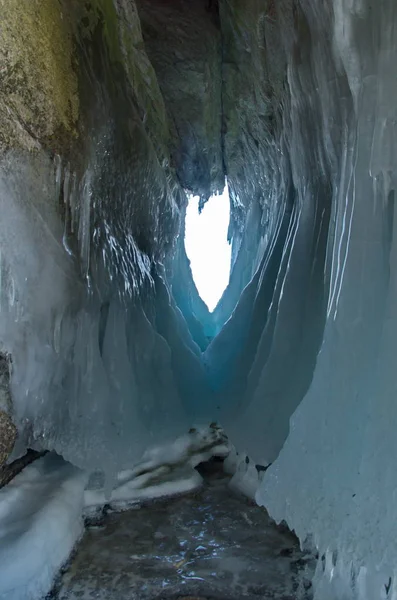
[184, 183, 231, 312]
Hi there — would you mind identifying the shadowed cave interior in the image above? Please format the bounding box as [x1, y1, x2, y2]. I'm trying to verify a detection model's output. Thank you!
[0, 0, 397, 599]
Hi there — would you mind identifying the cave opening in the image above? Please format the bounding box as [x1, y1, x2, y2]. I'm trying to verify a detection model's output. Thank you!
[184, 182, 231, 312]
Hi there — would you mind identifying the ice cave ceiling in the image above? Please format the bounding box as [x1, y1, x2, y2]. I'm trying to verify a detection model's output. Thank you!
[1, 0, 397, 598]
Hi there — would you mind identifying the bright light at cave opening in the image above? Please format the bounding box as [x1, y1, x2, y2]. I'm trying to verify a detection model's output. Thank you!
[184, 181, 231, 312]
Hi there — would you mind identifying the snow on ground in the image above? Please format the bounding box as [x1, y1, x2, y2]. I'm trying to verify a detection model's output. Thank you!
[0, 453, 87, 600]
[0, 426, 232, 600]
[225, 445, 270, 501]
[84, 425, 229, 514]
[83, 430, 265, 514]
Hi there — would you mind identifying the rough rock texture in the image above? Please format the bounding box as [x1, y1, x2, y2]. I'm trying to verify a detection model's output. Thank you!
[213, 0, 288, 321]
[0, 411, 16, 467]
[136, 0, 224, 202]
[0, 352, 12, 411]
[0, 0, 79, 153]
[0, 353, 15, 466]
[0, 449, 43, 488]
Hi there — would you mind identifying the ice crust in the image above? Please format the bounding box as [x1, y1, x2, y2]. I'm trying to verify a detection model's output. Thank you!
[84, 426, 229, 514]
[0, 453, 87, 600]
[250, 2, 397, 599]
[0, 153, 194, 474]
[209, 1, 397, 597]
[1, 0, 397, 598]
[0, 430, 228, 600]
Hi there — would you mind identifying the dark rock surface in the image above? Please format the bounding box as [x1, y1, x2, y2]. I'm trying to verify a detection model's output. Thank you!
[55, 474, 314, 599]
[0, 352, 15, 466]
[137, 0, 224, 202]
[0, 411, 16, 467]
[0, 449, 44, 489]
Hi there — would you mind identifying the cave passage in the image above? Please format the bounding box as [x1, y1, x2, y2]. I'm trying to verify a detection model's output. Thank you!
[1, 1, 397, 600]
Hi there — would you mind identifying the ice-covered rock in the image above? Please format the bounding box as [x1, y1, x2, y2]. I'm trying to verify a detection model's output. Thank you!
[84, 425, 229, 515]
[1, 1, 397, 599]
[0, 453, 87, 600]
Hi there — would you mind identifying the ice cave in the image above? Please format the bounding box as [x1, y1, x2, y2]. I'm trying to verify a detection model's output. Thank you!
[0, 0, 396, 598]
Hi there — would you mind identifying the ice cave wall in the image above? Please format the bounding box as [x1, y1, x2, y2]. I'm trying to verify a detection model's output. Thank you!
[212, 1, 397, 599]
[260, 2, 397, 599]
[1, 1, 397, 599]
[0, 0, 210, 474]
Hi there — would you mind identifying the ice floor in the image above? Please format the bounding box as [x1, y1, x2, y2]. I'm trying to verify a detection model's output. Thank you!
[54, 465, 314, 600]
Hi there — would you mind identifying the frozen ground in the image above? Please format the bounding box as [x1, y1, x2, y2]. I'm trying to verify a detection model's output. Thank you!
[0, 454, 87, 600]
[54, 464, 314, 600]
[83, 426, 229, 515]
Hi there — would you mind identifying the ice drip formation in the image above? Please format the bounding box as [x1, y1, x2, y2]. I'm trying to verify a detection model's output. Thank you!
[0, 0, 396, 598]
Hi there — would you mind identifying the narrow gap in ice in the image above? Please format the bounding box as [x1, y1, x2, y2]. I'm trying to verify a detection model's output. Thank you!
[184, 181, 231, 312]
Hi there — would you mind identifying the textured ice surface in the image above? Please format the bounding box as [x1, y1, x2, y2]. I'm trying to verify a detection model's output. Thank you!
[249, 2, 397, 599]
[0, 453, 87, 600]
[0, 430, 229, 600]
[84, 426, 229, 514]
[0, 153, 193, 476]
[2, 1, 397, 598]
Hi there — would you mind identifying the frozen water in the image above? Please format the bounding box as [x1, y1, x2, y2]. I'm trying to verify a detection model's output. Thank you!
[84, 426, 229, 515]
[0, 430, 229, 600]
[0, 454, 87, 600]
[1, 1, 397, 598]
[236, 2, 397, 599]
[202, 2, 397, 598]
[0, 152, 192, 478]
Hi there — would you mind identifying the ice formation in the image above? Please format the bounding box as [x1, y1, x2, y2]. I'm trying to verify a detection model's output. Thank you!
[0, 454, 87, 600]
[0, 0, 397, 598]
[84, 426, 229, 514]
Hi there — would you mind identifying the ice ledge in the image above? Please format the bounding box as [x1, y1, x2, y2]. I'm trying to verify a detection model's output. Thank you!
[0, 453, 87, 600]
[84, 425, 229, 515]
